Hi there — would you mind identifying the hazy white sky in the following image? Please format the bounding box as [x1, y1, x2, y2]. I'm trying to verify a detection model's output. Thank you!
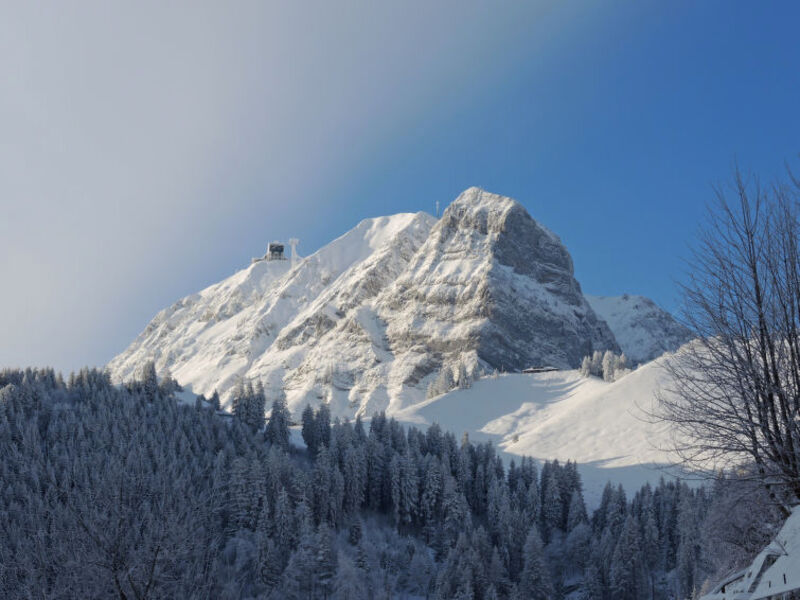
[0, 1, 577, 371]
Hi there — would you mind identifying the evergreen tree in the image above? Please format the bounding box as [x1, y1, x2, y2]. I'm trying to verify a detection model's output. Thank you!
[265, 392, 291, 449]
[140, 360, 159, 401]
[258, 536, 283, 592]
[602, 350, 616, 382]
[274, 487, 294, 561]
[280, 528, 317, 599]
[334, 553, 367, 600]
[348, 518, 363, 546]
[675, 491, 700, 598]
[580, 355, 592, 377]
[209, 389, 221, 411]
[158, 368, 181, 396]
[316, 524, 338, 598]
[567, 489, 588, 532]
[541, 468, 562, 543]
[301, 404, 318, 455]
[515, 527, 553, 600]
[316, 402, 332, 450]
[609, 514, 647, 600]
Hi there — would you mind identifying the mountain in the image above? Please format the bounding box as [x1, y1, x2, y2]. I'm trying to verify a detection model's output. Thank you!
[109, 188, 654, 417]
[586, 294, 693, 364]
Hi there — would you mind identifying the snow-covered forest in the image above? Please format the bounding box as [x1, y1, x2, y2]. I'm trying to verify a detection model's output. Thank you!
[0, 367, 781, 599]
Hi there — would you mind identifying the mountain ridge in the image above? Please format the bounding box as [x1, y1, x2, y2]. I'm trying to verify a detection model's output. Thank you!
[108, 188, 687, 417]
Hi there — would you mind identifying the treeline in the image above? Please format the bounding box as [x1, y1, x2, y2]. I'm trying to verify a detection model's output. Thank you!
[579, 350, 630, 382]
[0, 367, 778, 599]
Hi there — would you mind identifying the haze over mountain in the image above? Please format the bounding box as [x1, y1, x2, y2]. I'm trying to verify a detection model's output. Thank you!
[109, 188, 688, 422]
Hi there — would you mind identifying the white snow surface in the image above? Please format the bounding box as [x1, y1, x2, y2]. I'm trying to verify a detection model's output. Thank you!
[395, 356, 683, 505]
[586, 294, 694, 364]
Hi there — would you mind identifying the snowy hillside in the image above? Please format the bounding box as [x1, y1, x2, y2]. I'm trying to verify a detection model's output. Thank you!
[110, 188, 622, 416]
[586, 294, 694, 364]
[396, 356, 680, 504]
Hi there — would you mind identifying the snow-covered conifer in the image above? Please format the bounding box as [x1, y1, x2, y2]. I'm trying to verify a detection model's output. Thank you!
[609, 514, 647, 600]
[602, 349, 616, 382]
[301, 404, 318, 455]
[140, 360, 158, 401]
[515, 527, 553, 600]
[265, 392, 290, 449]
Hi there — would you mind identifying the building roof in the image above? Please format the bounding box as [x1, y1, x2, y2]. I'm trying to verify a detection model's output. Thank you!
[700, 507, 800, 600]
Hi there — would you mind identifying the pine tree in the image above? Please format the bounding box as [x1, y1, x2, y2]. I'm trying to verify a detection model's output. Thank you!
[580, 355, 592, 377]
[398, 449, 419, 525]
[609, 514, 647, 600]
[567, 489, 588, 532]
[229, 456, 252, 531]
[487, 546, 509, 595]
[258, 536, 283, 591]
[584, 557, 605, 600]
[541, 468, 562, 543]
[348, 518, 363, 546]
[675, 491, 700, 599]
[140, 360, 158, 401]
[265, 392, 290, 449]
[316, 523, 337, 598]
[232, 379, 246, 423]
[515, 527, 553, 600]
[602, 350, 616, 382]
[274, 487, 294, 560]
[312, 447, 333, 524]
[343, 445, 366, 514]
[334, 553, 367, 600]
[455, 362, 471, 389]
[590, 350, 603, 376]
[209, 389, 221, 411]
[158, 368, 180, 396]
[316, 403, 331, 450]
[617, 352, 629, 372]
[249, 381, 266, 430]
[301, 404, 318, 456]
[281, 527, 317, 599]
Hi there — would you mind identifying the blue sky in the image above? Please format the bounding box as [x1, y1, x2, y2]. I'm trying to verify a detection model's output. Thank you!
[2, 1, 799, 372]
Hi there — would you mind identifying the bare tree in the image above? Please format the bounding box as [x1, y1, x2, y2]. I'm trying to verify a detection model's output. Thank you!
[660, 165, 800, 511]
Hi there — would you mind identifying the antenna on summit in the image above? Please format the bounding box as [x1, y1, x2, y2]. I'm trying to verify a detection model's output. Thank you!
[435, 200, 440, 218]
[288, 238, 299, 267]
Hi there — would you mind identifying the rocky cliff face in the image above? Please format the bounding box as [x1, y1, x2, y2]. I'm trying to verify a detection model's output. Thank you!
[109, 188, 621, 417]
[377, 188, 618, 378]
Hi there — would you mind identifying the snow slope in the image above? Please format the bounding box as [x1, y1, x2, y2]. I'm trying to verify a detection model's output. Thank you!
[395, 356, 681, 504]
[586, 294, 693, 364]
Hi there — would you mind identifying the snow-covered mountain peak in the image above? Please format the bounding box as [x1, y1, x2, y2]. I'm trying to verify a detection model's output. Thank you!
[378, 188, 617, 381]
[447, 186, 561, 243]
[109, 189, 677, 418]
[586, 294, 693, 364]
